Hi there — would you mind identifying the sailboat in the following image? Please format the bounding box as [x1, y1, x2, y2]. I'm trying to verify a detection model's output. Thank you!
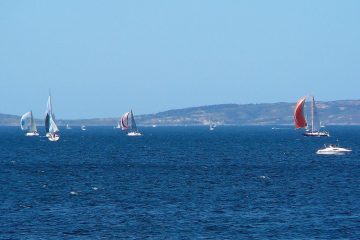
[66, 124, 72, 130]
[121, 110, 142, 136]
[45, 94, 60, 141]
[20, 111, 39, 136]
[81, 125, 87, 131]
[209, 121, 216, 131]
[294, 96, 329, 137]
[114, 120, 121, 129]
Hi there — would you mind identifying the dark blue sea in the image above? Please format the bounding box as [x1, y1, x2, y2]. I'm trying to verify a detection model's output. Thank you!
[1, 126, 360, 239]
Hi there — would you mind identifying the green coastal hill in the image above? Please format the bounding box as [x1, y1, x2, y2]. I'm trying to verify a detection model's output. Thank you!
[1, 100, 360, 126]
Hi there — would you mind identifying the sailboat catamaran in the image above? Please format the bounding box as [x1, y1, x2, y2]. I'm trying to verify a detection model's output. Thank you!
[121, 110, 142, 136]
[45, 94, 60, 141]
[20, 111, 39, 136]
[294, 96, 329, 137]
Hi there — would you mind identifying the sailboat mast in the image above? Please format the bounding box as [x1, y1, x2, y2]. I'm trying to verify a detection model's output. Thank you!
[30, 111, 35, 132]
[311, 96, 315, 133]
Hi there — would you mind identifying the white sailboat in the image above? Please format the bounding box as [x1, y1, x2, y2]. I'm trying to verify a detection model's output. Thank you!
[294, 96, 329, 137]
[114, 120, 121, 129]
[81, 125, 87, 131]
[66, 124, 72, 130]
[121, 110, 142, 136]
[45, 94, 60, 141]
[20, 111, 39, 136]
[209, 121, 216, 131]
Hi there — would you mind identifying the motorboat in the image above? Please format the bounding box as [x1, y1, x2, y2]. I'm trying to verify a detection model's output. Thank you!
[316, 144, 352, 155]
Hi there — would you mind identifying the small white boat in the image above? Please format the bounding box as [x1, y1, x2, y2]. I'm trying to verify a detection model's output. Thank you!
[66, 124, 72, 130]
[208, 121, 216, 131]
[81, 125, 87, 131]
[316, 144, 352, 155]
[121, 110, 142, 136]
[20, 111, 39, 136]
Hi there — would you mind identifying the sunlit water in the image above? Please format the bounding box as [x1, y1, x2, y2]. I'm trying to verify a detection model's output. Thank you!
[1, 126, 359, 239]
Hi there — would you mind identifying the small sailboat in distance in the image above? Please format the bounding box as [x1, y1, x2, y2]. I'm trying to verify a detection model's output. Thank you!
[20, 111, 39, 136]
[294, 96, 329, 137]
[66, 123, 72, 130]
[209, 121, 216, 131]
[114, 119, 121, 129]
[121, 110, 142, 136]
[81, 125, 87, 131]
[45, 93, 60, 141]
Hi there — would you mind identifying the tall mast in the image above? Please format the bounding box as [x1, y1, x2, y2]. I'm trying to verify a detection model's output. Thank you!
[311, 96, 315, 133]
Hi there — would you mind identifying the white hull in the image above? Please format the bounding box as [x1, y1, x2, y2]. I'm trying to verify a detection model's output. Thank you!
[316, 146, 351, 155]
[48, 135, 60, 142]
[127, 132, 142, 136]
[304, 131, 330, 137]
[26, 132, 39, 136]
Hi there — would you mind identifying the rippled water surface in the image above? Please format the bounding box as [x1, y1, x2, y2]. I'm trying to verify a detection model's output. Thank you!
[1, 126, 360, 239]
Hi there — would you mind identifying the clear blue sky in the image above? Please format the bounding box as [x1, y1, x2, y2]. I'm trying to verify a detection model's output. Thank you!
[0, 1, 359, 119]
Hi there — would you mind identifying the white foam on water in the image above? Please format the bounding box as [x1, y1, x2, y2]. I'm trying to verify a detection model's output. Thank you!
[259, 175, 270, 180]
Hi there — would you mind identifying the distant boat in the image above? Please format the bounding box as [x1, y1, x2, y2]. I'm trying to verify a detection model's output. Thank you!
[294, 96, 329, 137]
[152, 124, 157, 128]
[45, 94, 60, 141]
[121, 110, 142, 136]
[81, 125, 87, 131]
[114, 120, 121, 129]
[316, 143, 352, 155]
[209, 122, 216, 131]
[66, 124, 72, 130]
[20, 111, 39, 136]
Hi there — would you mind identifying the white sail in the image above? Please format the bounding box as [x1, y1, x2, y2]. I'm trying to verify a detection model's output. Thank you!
[129, 110, 138, 132]
[46, 95, 52, 115]
[20, 112, 32, 130]
[29, 111, 37, 132]
[311, 96, 320, 132]
[49, 117, 59, 134]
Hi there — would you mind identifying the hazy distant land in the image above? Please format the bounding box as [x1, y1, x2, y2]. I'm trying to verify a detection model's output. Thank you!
[1, 100, 360, 126]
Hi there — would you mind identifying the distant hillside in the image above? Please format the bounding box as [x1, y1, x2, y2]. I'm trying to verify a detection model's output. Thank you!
[135, 100, 360, 126]
[1, 100, 360, 126]
[0, 114, 21, 125]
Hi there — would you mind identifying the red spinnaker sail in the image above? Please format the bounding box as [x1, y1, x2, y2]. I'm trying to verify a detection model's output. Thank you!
[294, 97, 307, 129]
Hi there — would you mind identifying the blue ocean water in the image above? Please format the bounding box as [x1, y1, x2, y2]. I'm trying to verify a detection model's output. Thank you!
[1, 126, 360, 239]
